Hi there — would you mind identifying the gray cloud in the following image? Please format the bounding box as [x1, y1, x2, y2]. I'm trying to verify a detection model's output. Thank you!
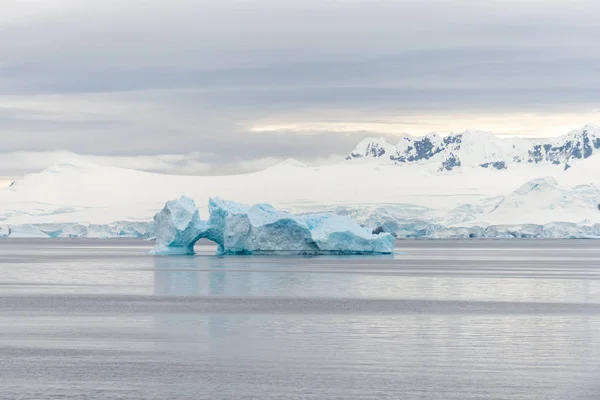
[0, 149, 349, 179]
[1, 0, 600, 176]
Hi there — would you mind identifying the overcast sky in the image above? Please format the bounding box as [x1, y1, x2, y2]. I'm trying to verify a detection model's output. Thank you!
[1, 0, 600, 182]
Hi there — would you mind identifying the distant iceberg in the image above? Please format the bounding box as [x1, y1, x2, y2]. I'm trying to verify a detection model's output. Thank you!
[151, 196, 396, 255]
[0, 226, 10, 238]
[3, 224, 49, 238]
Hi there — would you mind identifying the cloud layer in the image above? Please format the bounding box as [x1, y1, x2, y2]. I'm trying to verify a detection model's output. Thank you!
[1, 0, 600, 177]
[0, 150, 346, 181]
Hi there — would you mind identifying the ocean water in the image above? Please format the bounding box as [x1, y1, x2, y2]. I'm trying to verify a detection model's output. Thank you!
[1, 239, 600, 399]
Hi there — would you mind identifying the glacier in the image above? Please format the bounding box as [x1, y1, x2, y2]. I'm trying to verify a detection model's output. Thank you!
[5, 219, 600, 240]
[0, 222, 153, 239]
[2, 174, 599, 241]
[2, 125, 600, 241]
[3, 224, 49, 238]
[151, 196, 396, 255]
[2, 208, 600, 241]
[2, 175, 599, 241]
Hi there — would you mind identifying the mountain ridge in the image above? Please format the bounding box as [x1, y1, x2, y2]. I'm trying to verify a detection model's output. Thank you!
[346, 124, 600, 171]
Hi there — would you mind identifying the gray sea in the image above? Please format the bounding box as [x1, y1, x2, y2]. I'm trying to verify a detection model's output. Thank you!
[1, 239, 600, 399]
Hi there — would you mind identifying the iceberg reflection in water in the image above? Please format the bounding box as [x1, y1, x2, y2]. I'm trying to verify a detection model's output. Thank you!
[152, 249, 322, 298]
[2, 239, 600, 399]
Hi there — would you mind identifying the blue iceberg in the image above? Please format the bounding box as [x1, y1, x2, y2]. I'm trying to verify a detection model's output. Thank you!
[152, 196, 395, 255]
[151, 196, 209, 255]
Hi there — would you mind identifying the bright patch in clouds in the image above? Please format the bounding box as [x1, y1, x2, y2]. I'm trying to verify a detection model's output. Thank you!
[250, 111, 600, 138]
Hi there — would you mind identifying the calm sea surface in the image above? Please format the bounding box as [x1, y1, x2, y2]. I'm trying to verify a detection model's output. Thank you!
[1, 239, 600, 399]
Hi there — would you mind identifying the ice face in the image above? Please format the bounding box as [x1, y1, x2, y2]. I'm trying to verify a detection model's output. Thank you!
[152, 197, 396, 255]
[0, 222, 154, 239]
[151, 196, 210, 255]
[5, 224, 49, 238]
[206, 197, 315, 254]
[299, 213, 396, 254]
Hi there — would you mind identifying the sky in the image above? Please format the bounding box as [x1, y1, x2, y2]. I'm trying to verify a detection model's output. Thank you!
[1, 0, 600, 183]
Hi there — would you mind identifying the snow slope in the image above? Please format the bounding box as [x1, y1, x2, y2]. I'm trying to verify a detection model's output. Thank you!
[0, 159, 564, 226]
[564, 151, 600, 187]
[457, 178, 600, 226]
[2, 125, 600, 238]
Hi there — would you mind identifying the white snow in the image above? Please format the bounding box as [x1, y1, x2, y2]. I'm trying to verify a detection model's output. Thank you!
[450, 129, 522, 166]
[2, 125, 600, 239]
[0, 159, 563, 226]
[564, 152, 600, 187]
[450, 177, 600, 226]
[271, 158, 308, 169]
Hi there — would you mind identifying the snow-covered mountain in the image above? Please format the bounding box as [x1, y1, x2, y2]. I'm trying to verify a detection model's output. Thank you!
[347, 138, 399, 160]
[346, 124, 600, 171]
[2, 124, 600, 239]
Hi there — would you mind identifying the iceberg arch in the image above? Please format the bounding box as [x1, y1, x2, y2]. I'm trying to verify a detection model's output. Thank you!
[150, 196, 210, 255]
[151, 196, 395, 255]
